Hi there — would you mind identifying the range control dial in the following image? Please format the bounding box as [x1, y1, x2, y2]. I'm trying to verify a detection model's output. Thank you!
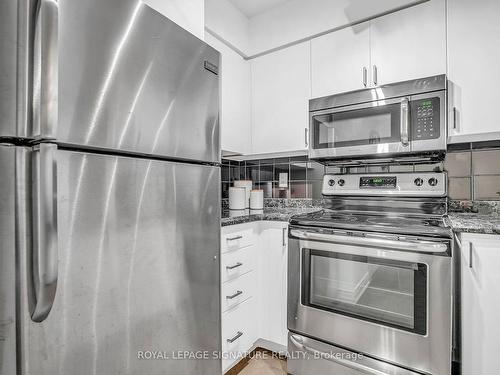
[428, 178, 439, 186]
[414, 178, 424, 187]
[338, 179, 346, 186]
[328, 179, 335, 186]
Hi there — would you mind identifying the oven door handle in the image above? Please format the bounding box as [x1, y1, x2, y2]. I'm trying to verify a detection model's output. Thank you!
[290, 335, 388, 375]
[290, 229, 448, 253]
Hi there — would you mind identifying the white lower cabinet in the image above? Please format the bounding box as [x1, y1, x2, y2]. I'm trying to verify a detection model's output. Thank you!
[220, 221, 288, 373]
[459, 233, 500, 375]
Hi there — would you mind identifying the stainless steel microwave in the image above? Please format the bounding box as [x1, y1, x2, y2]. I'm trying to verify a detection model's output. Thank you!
[308, 75, 447, 160]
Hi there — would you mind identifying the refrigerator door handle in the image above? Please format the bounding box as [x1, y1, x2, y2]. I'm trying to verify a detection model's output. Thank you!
[30, 144, 58, 322]
[32, 0, 58, 139]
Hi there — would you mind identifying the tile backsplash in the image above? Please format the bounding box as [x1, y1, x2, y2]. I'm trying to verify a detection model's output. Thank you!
[221, 156, 325, 199]
[222, 143, 500, 201]
[446, 147, 500, 200]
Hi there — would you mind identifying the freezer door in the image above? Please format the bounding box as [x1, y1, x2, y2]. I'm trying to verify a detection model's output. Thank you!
[0, 145, 17, 374]
[20, 149, 221, 374]
[58, 1, 220, 162]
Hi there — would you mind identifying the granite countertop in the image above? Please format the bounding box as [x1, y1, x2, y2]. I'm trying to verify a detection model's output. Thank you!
[221, 207, 321, 227]
[221, 202, 500, 235]
[447, 213, 500, 235]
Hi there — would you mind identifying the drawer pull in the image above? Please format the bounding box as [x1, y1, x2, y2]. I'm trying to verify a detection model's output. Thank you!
[226, 262, 243, 270]
[227, 235, 243, 241]
[227, 331, 243, 343]
[226, 290, 243, 300]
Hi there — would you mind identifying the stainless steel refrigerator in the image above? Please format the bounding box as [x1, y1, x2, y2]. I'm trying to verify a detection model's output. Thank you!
[1, 1, 221, 374]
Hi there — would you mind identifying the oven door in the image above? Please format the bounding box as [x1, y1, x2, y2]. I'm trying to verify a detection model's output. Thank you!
[288, 227, 452, 375]
[309, 97, 410, 159]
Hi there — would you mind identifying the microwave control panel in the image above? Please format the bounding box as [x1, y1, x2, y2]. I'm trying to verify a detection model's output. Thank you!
[411, 97, 440, 140]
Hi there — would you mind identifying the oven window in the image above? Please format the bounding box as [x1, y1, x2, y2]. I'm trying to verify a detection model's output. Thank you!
[312, 103, 401, 149]
[302, 249, 427, 335]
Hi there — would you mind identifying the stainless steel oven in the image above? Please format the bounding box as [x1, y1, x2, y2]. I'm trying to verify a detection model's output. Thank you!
[287, 172, 454, 375]
[308, 75, 447, 160]
[288, 228, 452, 375]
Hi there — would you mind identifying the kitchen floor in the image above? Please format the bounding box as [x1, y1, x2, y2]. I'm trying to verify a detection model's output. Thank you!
[237, 355, 287, 375]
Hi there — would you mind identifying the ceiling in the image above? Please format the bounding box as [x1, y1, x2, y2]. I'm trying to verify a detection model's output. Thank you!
[228, 0, 291, 18]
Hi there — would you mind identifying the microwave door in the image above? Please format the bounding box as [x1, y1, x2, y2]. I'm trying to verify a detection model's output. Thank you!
[309, 97, 411, 159]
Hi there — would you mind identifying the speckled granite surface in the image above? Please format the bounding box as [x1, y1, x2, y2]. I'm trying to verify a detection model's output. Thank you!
[447, 213, 500, 235]
[221, 199, 500, 234]
[221, 207, 321, 227]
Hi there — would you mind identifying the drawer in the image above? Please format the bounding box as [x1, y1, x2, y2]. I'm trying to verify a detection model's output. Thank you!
[221, 245, 256, 283]
[221, 271, 256, 313]
[221, 227, 255, 253]
[222, 298, 257, 372]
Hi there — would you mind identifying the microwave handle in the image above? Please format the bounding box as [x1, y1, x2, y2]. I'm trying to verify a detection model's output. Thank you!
[400, 98, 410, 147]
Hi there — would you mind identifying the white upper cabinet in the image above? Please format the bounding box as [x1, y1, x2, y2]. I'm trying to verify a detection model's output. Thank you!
[370, 0, 446, 86]
[251, 42, 311, 154]
[205, 34, 252, 155]
[311, 25, 371, 98]
[447, 0, 500, 139]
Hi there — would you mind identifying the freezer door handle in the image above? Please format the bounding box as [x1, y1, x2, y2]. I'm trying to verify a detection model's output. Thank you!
[32, 0, 58, 139]
[30, 144, 58, 322]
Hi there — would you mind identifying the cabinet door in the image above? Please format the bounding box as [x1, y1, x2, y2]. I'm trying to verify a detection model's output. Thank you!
[448, 0, 500, 138]
[205, 34, 252, 154]
[251, 42, 310, 154]
[370, 0, 446, 86]
[461, 234, 500, 375]
[311, 24, 370, 98]
[258, 223, 288, 346]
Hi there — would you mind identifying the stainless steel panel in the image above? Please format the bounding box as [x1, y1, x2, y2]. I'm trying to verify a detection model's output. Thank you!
[0, 0, 31, 138]
[59, 1, 220, 162]
[309, 75, 446, 111]
[0, 145, 17, 375]
[288, 233, 453, 375]
[288, 333, 420, 375]
[20, 149, 221, 374]
[409, 91, 447, 153]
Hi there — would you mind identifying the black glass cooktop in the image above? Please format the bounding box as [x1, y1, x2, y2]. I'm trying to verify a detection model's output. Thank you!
[290, 209, 451, 238]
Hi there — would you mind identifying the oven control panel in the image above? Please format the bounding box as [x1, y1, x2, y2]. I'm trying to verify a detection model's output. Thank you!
[411, 97, 440, 140]
[322, 172, 447, 197]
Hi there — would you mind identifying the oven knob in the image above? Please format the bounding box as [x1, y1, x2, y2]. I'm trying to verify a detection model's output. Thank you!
[414, 178, 424, 187]
[328, 179, 335, 186]
[338, 179, 345, 186]
[428, 177, 439, 186]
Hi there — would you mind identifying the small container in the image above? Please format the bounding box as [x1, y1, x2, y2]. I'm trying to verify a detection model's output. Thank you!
[250, 189, 264, 210]
[234, 180, 253, 208]
[229, 187, 246, 210]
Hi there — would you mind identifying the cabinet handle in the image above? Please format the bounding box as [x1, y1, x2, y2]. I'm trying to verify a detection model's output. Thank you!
[453, 107, 457, 130]
[362, 67, 367, 87]
[282, 227, 287, 247]
[304, 128, 309, 147]
[227, 331, 243, 343]
[226, 262, 243, 270]
[372, 65, 378, 86]
[226, 290, 243, 300]
[469, 242, 473, 269]
[226, 235, 243, 241]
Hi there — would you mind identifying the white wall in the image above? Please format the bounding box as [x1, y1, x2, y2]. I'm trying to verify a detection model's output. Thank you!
[205, 0, 250, 53]
[248, 0, 423, 55]
[142, 0, 204, 39]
